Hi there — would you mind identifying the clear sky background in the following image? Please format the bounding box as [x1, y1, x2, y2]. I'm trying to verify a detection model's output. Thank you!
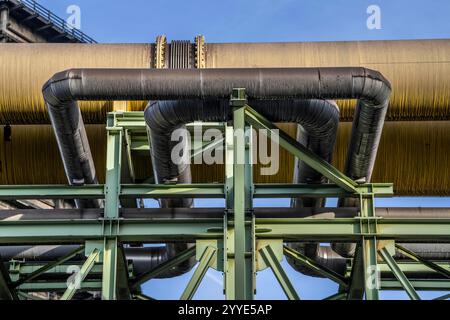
[36, 0, 450, 300]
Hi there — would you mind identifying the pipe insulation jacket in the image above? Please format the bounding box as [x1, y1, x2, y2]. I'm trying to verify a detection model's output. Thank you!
[144, 99, 341, 276]
[42, 66, 390, 277]
[42, 67, 390, 206]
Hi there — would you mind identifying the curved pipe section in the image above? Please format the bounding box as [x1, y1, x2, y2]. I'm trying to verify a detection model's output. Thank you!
[145, 99, 341, 276]
[42, 67, 391, 277]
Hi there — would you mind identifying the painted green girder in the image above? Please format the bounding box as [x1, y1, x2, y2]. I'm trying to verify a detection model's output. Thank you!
[12, 245, 85, 288]
[2, 94, 450, 300]
[259, 245, 300, 300]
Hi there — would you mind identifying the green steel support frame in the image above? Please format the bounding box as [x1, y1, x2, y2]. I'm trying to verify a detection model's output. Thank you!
[0, 89, 449, 300]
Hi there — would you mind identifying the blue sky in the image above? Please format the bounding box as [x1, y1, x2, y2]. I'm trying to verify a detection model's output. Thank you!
[38, 0, 450, 43]
[35, 0, 450, 300]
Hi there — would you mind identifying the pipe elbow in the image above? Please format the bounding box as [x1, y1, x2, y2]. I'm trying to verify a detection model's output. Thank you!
[42, 69, 81, 107]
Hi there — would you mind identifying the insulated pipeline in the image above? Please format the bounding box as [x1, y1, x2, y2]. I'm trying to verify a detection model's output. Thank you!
[43, 67, 391, 277]
[42, 67, 391, 199]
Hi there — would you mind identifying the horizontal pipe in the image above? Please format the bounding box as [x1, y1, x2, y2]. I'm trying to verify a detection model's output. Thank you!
[43, 67, 390, 102]
[42, 67, 390, 204]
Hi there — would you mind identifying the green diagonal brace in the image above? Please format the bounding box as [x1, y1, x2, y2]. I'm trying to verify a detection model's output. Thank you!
[433, 293, 450, 300]
[395, 244, 450, 279]
[0, 263, 15, 300]
[13, 245, 85, 288]
[133, 293, 156, 300]
[180, 246, 216, 300]
[260, 245, 300, 300]
[244, 105, 357, 192]
[130, 246, 196, 290]
[323, 292, 347, 300]
[283, 245, 348, 287]
[60, 249, 100, 300]
[379, 247, 420, 300]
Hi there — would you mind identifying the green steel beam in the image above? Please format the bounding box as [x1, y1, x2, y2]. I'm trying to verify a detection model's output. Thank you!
[0, 185, 104, 200]
[18, 281, 102, 292]
[259, 245, 300, 300]
[0, 184, 226, 200]
[120, 184, 225, 199]
[130, 246, 196, 290]
[347, 244, 365, 300]
[0, 183, 395, 201]
[102, 128, 122, 300]
[0, 263, 15, 300]
[13, 263, 103, 275]
[130, 137, 150, 152]
[381, 280, 450, 291]
[1, 217, 450, 243]
[379, 247, 420, 300]
[254, 218, 450, 241]
[379, 262, 450, 274]
[0, 218, 222, 243]
[133, 293, 156, 300]
[361, 195, 379, 300]
[102, 238, 118, 300]
[12, 245, 85, 288]
[395, 244, 450, 279]
[61, 248, 100, 300]
[244, 105, 357, 193]
[283, 245, 348, 287]
[232, 89, 254, 300]
[121, 129, 138, 208]
[4, 109, 450, 300]
[116, 246, 132, 300]
[254, 183, 393, 198]
[224, 125, 235, 300]
[180, 246, 216, 300]
[17, 291, 45, 300]
[433, 293, 450, 300]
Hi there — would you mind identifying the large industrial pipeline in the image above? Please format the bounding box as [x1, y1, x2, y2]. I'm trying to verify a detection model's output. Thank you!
[40, 66, 390, 276]
[1, 40, 450, 195]
[0, 39, 447, 280]
[40, 65, 446, 276]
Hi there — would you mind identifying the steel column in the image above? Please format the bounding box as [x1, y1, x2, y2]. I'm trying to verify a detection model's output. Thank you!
[102, 124, 123, 300]
[231, 89, 254, 300]
[360, 195, 379, 300]
[379, 247, 420, 300]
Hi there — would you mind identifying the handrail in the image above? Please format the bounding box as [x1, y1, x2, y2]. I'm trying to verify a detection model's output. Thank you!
[3, 0, 96, 43]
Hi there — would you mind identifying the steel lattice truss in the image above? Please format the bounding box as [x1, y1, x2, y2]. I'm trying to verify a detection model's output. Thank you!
[0, 90, 449, 300]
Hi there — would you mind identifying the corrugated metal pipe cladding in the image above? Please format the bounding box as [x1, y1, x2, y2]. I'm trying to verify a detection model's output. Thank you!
[43, 67, 391, 278]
